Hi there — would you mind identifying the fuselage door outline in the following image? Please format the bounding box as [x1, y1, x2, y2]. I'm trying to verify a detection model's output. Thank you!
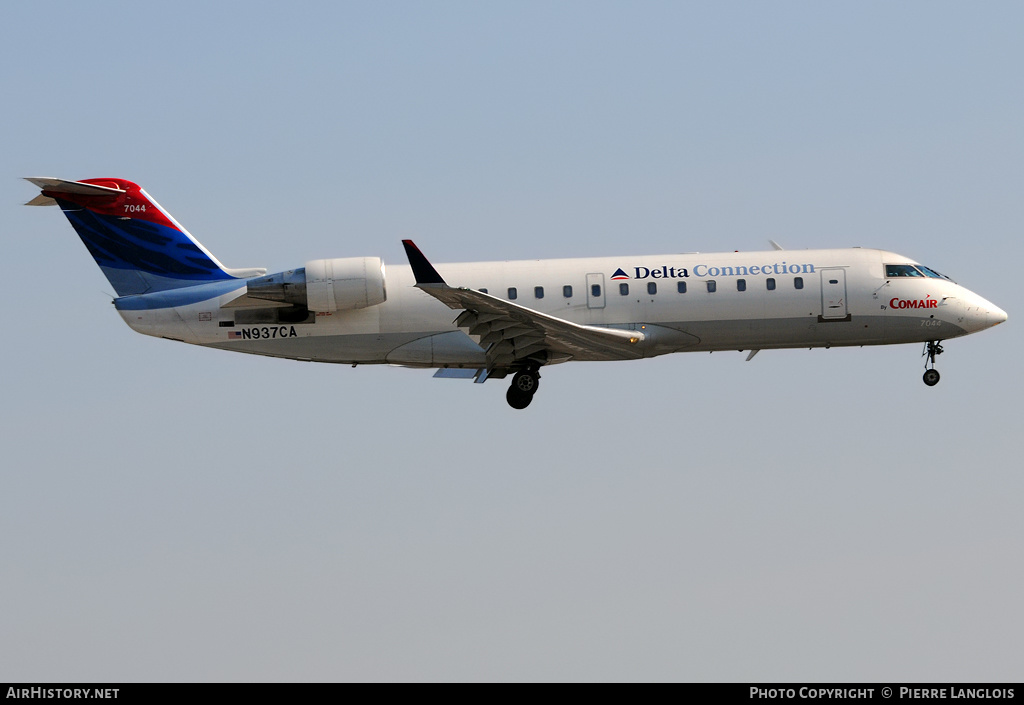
[820, 267, 848, 320]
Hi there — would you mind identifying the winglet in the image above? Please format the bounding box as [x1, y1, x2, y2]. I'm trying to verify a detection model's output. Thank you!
[402, 240, 447, 285]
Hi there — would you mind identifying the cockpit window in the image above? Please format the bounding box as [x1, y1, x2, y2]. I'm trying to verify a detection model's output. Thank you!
[886, 264, 924, 277]
[885, 263, 953, 281]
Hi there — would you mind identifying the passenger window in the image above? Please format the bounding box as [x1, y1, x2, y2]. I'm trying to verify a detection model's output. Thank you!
[619, 283, 629, 296]
[591, 284, 601, 298]
[677, 281, 686, 294]
[707, 280, 717, 293]
[508, 287, 517, 300]
[737, 279, 746, 292]
[563, 285, 572, 298]
[647, 282, 657, 295]
[535, 286, 544, 299]
[794, 277, 803, 290]
[766, 278, 776, 291]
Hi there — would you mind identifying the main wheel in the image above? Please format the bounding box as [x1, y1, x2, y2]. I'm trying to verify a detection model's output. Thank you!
[506, 386, 533, 409]
[511, 370, 540, 395]
[923, 369, 940, 386]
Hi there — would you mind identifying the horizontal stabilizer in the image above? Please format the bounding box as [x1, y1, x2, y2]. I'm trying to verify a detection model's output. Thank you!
[24, 177, 126, 201]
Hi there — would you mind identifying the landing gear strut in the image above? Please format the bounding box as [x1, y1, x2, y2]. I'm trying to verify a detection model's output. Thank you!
[506, 368, 541, 409]
[922, 340, 943, 386]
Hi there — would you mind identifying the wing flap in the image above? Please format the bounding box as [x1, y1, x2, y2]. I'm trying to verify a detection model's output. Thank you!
[418, 283, 644, 357]
[401, 240, 645, 371]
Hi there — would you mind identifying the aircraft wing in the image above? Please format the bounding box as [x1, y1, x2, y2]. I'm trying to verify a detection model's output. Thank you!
[402, 240, 645, 369]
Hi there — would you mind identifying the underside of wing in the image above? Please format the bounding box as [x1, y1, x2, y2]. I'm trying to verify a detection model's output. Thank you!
[402, 240, 645, 372]
[426, 284, 645, 364]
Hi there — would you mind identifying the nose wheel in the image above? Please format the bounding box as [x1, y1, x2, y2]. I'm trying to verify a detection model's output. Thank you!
[922, 341, 943, 386]
[506, 369, 541, 409]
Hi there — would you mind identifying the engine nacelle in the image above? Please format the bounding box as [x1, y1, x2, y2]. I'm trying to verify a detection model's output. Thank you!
[246, 256, 386, 312]
[305, 257, 387, 312]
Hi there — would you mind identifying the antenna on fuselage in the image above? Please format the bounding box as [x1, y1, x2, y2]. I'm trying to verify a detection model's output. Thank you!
[769, 240, 784, 251]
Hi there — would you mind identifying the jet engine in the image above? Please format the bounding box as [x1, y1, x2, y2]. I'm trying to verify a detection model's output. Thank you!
[246, 257, 386, 312]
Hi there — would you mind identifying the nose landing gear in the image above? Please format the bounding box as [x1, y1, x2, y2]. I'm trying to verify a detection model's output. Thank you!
[922, 341, 944, 386]
[506, 368, 541, 409]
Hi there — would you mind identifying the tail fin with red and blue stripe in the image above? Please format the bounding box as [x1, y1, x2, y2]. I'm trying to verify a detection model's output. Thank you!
[25, 177, 264, 297]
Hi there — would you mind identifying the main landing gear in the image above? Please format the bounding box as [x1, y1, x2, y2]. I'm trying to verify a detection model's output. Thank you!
[922, 340, 944, 387]
[506, 368, 541, 409]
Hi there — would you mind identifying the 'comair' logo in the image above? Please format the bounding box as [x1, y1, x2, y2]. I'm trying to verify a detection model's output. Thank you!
[889, 296, 938, 309]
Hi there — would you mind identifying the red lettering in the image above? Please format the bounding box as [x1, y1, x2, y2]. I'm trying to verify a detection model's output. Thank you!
[889, 297, 936, 310]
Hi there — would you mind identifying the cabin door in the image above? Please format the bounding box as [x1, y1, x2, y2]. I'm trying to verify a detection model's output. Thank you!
[820, 268, 848, 320]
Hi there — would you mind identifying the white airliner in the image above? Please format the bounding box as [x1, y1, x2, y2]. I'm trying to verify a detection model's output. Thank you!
[26, 177, 1007, 409]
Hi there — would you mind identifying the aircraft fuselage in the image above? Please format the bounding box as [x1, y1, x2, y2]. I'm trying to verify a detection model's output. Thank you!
[115, 247, 1003, 367]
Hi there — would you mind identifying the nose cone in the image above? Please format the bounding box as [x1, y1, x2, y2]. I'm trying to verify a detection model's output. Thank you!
[988, 304, 1008, 328]
[961, 292, 1007, 333]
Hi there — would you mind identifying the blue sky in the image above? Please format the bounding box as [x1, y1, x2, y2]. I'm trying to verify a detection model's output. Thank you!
[2, 1, 1021, 681]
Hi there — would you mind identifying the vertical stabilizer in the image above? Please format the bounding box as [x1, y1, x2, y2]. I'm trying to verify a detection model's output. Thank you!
[25, 177, 264, 296]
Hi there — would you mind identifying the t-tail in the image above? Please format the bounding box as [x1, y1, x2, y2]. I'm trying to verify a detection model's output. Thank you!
[24, 177, 264, 296]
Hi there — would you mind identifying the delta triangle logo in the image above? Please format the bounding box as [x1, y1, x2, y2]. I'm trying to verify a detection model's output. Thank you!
[610, 267, 630, 280]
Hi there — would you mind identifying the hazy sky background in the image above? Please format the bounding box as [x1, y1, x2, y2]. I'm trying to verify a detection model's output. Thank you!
[2, 1, 1020, 682]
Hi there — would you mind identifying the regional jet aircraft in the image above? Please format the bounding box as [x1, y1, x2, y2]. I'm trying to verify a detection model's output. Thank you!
[25, 177, 1007, 409]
